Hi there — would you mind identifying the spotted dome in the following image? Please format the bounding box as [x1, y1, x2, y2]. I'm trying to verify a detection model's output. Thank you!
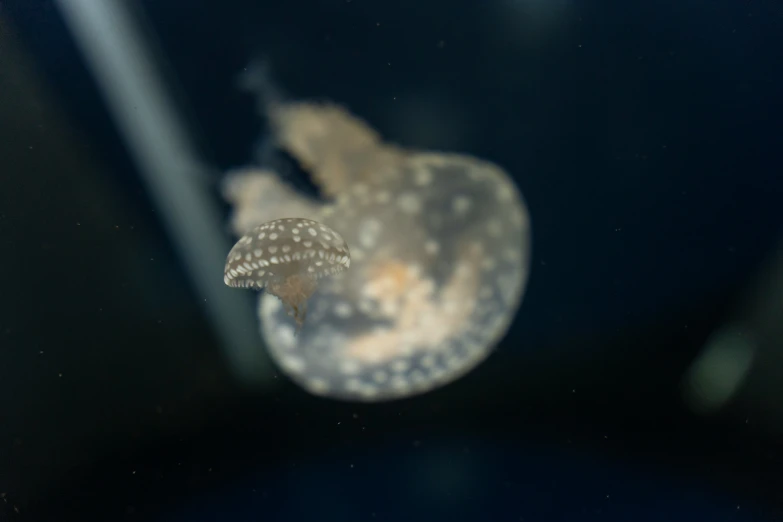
[223, 102, 531, 401]
[224, 217, 350, 289]
[224, 217, 350, 328]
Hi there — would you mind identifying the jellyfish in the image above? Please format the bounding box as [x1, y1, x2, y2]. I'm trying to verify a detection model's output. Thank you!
[224, 217, 351, 329]
[223, 101, 531, 401]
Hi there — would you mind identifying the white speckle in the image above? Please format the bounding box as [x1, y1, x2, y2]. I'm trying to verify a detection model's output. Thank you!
[390, 376, 410, 391]
[414, 168, 433, 186]
[452, 195, 472, 215]
[280, 355, 305, 373]
[345, 378, 363, 391]
[510, 207, 525, 228]
[253, 249, 263, 257]
[292, 228, 300, 234]
[420, 355, 436, 368]
[270, 232, 279, 240]
[357, 297, 373, 314]
[409, 370, 426, 384]
[334, 302, 353, 318]
[308, 227, 317, 236]
[391, 360, 410, 373]
[487, 220, 503, 237]
[339, 361, 361, 375]
[503, 248, 520, 261]
[397, 193, 422, 214]
[268, 246, 278, 254]
[276, 324, 296, 348]
[353, 184, 370, 197]
[358, 219, 382, 249]
[496, 185, 514, 201]
[357, 386, 379, 399]
[481, 257, 496, 271]
[258, 232, 266, 240]
[445, 355, 462, 370]
[307, 378, 330, 394]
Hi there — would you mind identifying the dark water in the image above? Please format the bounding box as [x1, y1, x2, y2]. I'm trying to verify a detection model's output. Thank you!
[1, 0, 781, 520]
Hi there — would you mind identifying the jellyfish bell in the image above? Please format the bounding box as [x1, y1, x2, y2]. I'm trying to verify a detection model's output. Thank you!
[224, 102, 531, 402]
[259, 155, 529, 400]
[224, 217, 351, 329]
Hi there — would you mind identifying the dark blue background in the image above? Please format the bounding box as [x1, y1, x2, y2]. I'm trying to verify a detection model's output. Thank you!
[0, 0, 781, 520]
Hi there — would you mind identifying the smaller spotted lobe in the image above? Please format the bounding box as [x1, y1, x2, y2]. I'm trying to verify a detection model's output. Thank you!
[224, 218, 351, 328]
